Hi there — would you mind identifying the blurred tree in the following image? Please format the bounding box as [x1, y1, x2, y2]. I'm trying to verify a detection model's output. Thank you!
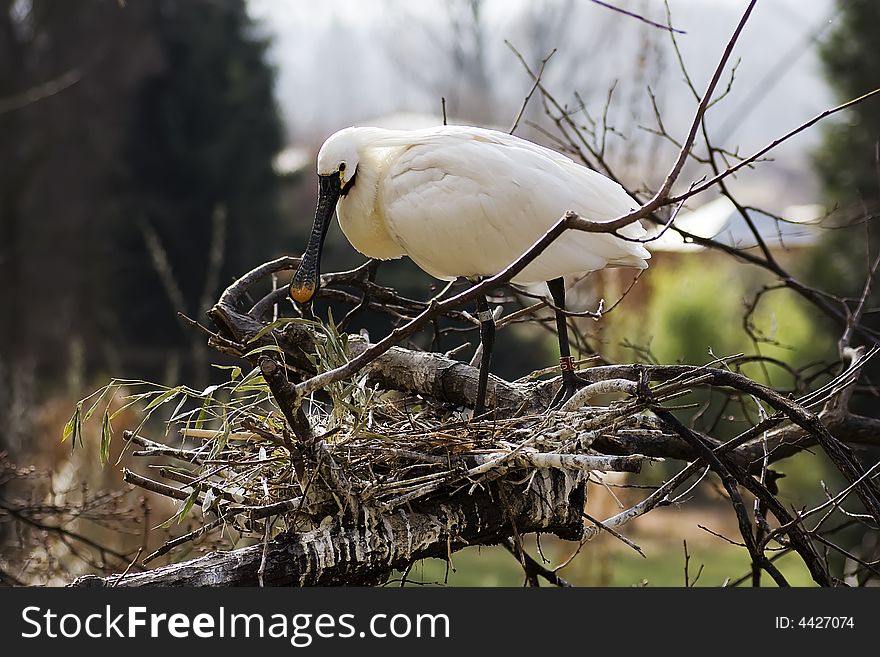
[0, 0, 282, 451]
[815, 0, 880, 208]
[383, 0, 497, 124]
[0, 0, 160, 452]
[117, 0, 283, 381]
[809, 0, 880, 415]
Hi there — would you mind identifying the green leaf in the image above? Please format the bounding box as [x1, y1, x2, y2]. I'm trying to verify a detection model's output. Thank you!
[246, 316, 323, 344]
[63, 401, 84, 449]
[194, 395, 213, 430]
[83, 384, 114, 424]
[243, 344, 285, 358]
[100, 410, 113, 466]
[210, 412, 231, 460]
[233, 377, 271, 393]
[62, 402, 80, 443]
[123, 390, 165, 403]
[74, 403, 84, 449]
[110, 397, 144, 421]
[229, 366, 259, 390]
[168, 394, 190, 425]
[173, 488, 199, 524]
[142, 386, 182, 412]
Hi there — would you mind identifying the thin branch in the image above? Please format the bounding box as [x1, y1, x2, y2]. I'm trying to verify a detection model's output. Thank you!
[509, 48, 556, 134]
[669, 87, 880, 203]
[587, 0, 686, 35]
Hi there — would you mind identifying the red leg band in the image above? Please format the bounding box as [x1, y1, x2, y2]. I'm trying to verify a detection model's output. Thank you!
[559, 356, 576, 372]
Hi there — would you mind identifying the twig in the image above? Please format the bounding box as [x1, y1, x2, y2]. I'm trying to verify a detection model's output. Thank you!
[587, 0, 686, 34]
[502, 537, 572, 587]
[509, 48, 556, 134]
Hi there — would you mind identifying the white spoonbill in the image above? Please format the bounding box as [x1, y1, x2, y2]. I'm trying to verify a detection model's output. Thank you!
[290, 125, 650, 414]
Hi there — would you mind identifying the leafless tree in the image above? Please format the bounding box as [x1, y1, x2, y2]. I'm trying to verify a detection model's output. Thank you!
[64, 1, 880, 588]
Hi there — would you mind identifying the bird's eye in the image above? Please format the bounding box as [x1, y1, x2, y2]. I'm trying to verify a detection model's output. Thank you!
[339, 162, 346, 172]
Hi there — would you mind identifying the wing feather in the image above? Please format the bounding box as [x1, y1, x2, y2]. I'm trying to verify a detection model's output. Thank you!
[378, 127, 649, 283]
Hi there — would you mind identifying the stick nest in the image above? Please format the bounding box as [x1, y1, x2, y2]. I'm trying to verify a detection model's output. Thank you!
[101, 335, 660, 563]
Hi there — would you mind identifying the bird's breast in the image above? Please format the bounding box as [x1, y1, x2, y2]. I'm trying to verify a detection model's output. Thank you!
[336, 182, 406, 261]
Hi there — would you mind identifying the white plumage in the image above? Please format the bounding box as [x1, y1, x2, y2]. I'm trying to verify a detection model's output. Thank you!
[291, 124, 652, 413]
[317, 125, 650, 283]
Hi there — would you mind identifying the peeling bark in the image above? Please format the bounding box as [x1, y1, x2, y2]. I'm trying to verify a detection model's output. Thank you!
[72, 471, 585, 587]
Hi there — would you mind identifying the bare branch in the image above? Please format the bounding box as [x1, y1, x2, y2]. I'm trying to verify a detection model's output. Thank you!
[587, 0, 686, 35]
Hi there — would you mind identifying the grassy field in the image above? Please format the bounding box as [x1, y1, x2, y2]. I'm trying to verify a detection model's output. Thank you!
[397, 542, 815, 587]
[395, 505, 817, 587]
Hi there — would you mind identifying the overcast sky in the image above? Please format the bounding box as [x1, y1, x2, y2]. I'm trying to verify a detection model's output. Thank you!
[246, 0, 841, 207]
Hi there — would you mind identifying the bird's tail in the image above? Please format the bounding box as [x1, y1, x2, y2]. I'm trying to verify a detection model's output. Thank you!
[607, 252, 650, 269]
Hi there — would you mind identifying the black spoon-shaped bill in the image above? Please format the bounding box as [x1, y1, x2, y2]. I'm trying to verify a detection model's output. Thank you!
[290, 174, 341, 304]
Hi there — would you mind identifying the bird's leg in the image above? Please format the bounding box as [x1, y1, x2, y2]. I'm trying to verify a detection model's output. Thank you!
[473, 290, 496, 418]
[548, 277, 586, 409]
[302, 300, 317, 321]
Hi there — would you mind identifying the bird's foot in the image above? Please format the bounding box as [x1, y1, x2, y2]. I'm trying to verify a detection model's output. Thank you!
[549, 358, 588, 410]
[549, 376, 590, 410]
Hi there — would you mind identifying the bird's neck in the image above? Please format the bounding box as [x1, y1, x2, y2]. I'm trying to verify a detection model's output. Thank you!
[336, 147, 405, 260]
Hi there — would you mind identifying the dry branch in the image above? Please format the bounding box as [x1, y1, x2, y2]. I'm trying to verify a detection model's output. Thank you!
[73, 471, 585, 587]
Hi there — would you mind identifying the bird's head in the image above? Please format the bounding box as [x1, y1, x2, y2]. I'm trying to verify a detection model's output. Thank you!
[290, 129, 360, 305]
[317, 128, 360, 191]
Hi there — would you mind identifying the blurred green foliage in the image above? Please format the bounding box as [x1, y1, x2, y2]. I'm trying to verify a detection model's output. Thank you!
[604, 256, 835, 388]
[399, 533, 817, 587]
[590, 255, 840, 502]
